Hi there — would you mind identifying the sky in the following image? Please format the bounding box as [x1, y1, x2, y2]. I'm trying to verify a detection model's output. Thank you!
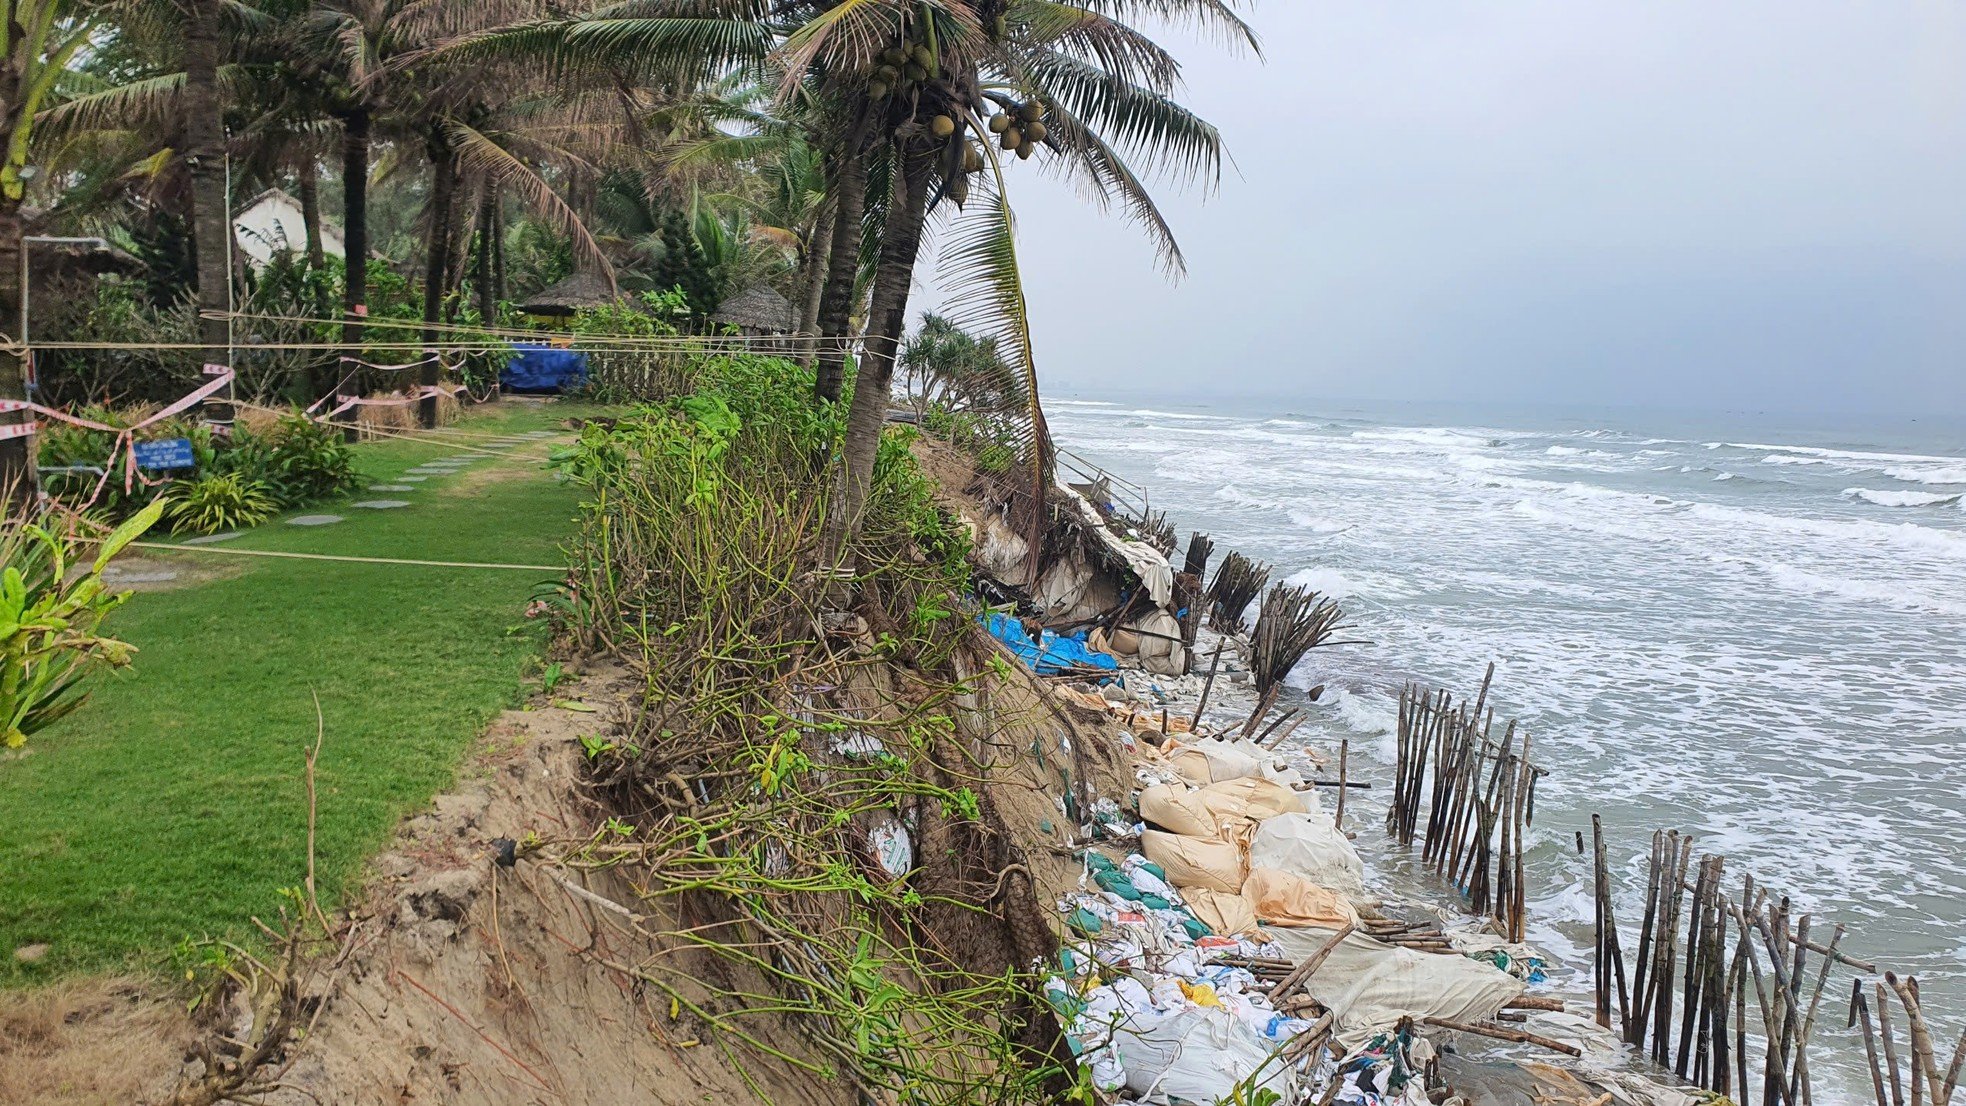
[915, 2, 1966, 419]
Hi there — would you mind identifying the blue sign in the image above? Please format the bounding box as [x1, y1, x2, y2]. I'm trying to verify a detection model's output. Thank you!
[133, 437, 195, 470]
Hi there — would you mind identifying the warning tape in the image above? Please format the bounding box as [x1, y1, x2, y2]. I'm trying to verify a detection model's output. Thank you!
[0, 364, 235, 508]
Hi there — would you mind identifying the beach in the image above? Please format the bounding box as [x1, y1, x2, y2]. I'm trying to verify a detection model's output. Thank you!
[1047, 395, 1966, 1101]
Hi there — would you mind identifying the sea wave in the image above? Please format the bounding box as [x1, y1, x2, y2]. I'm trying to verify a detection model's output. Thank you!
[1728, 442, 1960, 465]
[1762, 563, 1966, 617]
[1844, 488, 1964, 508]
[1284, 566, 1359, 598]
[1884, 464, 1966, 486]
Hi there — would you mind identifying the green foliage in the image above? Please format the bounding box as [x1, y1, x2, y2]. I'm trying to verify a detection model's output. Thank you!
[258, 411, 361, 504]
[164, 473, 279, 535]
[0, 499, 163, 752]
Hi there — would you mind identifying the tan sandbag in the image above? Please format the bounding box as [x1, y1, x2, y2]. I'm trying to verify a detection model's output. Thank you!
[1196, 776, 1310, 826]
[1141, 830, 1244, 894]
[1194, 739, 1260, 783]
[1110, 627, 1143, 655]
[1265, 926, 1522, 1047]
[1184, 887, 1262, 938]
[1249, 812, 1365, 897]
[1138, 784, 1218, 838]
[1242, 866, 1358, 928]
[1164, 745, 1215, 788]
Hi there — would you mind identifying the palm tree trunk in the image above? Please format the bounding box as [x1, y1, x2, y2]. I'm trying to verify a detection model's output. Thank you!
[184, 0, 232, 425]
[335, 106, 369, 432]
[796, 198, 834, 366]
[491, 200, 505, 305]
[813, 124, 872, 404]
[823, 147, 931, 564]
[298, 158, 325, 272]
[474, 188, 496, 324]
[419, 122, 457, 429]
[0, 195, 35, 503]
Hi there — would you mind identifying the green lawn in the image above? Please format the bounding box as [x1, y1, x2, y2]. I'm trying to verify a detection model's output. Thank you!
[0, 399, 604, 984]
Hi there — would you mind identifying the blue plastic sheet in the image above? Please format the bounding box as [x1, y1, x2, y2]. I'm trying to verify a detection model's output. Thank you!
[502, 343, 590, 393]
[982, 612, 1119, 677]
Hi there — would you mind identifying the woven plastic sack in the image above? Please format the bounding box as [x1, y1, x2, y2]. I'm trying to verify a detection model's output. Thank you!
[1196, 776, 1310, 825]
[1242, 866, 1358, 928]
[1141, 830, 1244, 894]
[1248, 812, 1365, 898]
[1182, 887, 1262, 938]
[1138, 783, 1218, 839]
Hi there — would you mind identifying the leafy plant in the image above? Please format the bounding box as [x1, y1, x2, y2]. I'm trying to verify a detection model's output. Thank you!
[0, 499, 164, 753]
[164, 473, 279, 535]
[261, 411, 360, 504]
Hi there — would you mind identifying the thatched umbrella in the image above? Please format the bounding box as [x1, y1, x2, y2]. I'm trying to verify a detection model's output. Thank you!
[711, 283, 796, 335]
[517, 270, 619, 318]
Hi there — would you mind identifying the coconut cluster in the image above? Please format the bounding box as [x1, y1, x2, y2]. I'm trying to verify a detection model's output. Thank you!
[986, 100, 1046, 160]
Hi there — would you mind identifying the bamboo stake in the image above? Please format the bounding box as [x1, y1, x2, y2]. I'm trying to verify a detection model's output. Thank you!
[1271, 923, 1357, 1005]
[1334, 738, 1350, 830]
[1421, 1016, 1582, 1057]
[1191, 641, 1224, 728]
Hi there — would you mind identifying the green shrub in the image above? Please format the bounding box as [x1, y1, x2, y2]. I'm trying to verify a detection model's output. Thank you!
[0, 499, 164, 752]
[260, 411, 359, 504]
[164, 474, 278, 535]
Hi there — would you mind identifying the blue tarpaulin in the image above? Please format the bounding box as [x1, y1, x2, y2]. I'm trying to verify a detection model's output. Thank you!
[502, 343, 589, 393]
[982, 612, 1119, 677]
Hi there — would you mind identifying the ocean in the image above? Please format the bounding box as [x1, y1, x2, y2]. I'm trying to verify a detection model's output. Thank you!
[1045, 396, 1966, 1099]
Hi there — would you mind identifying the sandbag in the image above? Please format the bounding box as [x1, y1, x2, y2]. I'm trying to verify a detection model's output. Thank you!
[1182, 887, 1262, 938]
[1242, 866, 1358, 929]
[1163, 745, 1215, 788]
[1248, 812, 1365, 898]
[1130, 609, 1187, 677]
[1112, 1005, 1295, 1102]
[1140, 830, 1244, 894]
[1196, 776, 1310, 825]
[1268, 926, 1526, 1047]
[1138, 784, 1217, 839]
[1194, 739, 1260, 784]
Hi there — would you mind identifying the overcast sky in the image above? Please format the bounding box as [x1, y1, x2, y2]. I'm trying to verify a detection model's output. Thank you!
[917, 2, 1966, 419]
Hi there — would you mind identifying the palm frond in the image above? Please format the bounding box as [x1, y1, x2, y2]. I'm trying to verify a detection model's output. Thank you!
[445, 118, 615, 284]
[1027, 0, 1261, 54]
[1017, 47, 1226, 189]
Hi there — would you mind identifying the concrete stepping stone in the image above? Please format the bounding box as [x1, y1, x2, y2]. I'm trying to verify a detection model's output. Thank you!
[287, 514, 344, 527]
[370, 484, 416, 492]
[181, 531, 242, 545]
[396, 475, 428, 482]
[105, 566, 180, 584]
[524, 431, 558, 438]
[352, 500, 411, 509]
[403, 468, 449, 476]
[441, 455, 480, 462]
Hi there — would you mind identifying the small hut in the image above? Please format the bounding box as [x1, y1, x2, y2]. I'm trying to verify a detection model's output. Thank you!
[712, 284, 796, 337]
[517, 271, 619, 321]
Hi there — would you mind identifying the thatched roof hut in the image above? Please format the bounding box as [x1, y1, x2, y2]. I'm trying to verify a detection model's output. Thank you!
[712, 284, 796, 335]
[518, 270, 619, 317]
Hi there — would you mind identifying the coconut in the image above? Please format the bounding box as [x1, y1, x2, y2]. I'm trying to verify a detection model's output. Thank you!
[988, 114, 1011, 134]
[867, 81, 890, 99]
[1016, 142, 1034, 160]
[1018, 101, 1045, 123]
[882, 47, 907, 66]
[875, 64, 900, 82]
[930, 115, 956, 138]
[904, 62, 926, 82]
[963, 145, 983, 172]
[911, 44, 933, 68]
[1000, 128, 1022, 150]
[1025, 120, 1047, 143]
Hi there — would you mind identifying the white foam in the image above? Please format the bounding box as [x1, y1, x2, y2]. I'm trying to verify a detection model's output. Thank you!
[1884, 464, 1966, 486]
[1714, 472, 1737, 481]
[1284, 566, 1359, 598]
[1844, 488, 1964, 508]
[1763, 563, 1966, 617]
[1285, 510, 1349, 533]
[1729, 441, 1958, 465]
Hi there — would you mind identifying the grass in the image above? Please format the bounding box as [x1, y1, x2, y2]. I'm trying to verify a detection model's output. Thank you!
[0, 398, 606, 985]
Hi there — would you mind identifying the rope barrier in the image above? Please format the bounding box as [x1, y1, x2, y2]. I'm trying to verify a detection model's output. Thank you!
[126, 540, 564, 573]
[202, 308, 846, 348]
[2, 364, 235, 509]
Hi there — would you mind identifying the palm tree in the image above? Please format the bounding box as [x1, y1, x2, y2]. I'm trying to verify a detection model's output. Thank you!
[0, 0, 138, 494]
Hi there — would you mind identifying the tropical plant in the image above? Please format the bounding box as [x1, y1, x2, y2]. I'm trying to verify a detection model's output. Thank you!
[0, 497, 165, 753]
[260, 409, 360, 502]
[164, 472, 279, 534]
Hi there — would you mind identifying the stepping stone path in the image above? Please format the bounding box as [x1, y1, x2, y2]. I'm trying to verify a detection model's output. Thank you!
[404, 467, 448, 476]
[105, 566, 180, 585]
[182, 531, 243, 545]
[352, 500, 411, 509]
[443, 455, 480, 462]
[370, 484, 415, 492]
[287, 514, 344, 527]
[396, 475, 428, 482]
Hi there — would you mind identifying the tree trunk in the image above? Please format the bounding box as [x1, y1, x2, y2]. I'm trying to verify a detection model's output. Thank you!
[822, 146, 931, 564]
[335, 107, 369, 432]
[418, 122, 457, 429]
[813, 124, 872, 404]
[474, 187, 496, 324]
[796, 197, 834, 366]
[0, 197, 35, 503]
[297, 156, 333, 398]
[184, 0, 232, 425]
[491, 200, 505, 304]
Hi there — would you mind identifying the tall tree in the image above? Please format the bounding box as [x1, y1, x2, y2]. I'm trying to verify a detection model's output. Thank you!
[180, 0, 233, 422]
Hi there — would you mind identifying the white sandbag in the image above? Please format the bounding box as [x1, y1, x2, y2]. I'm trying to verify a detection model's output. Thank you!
[1269, 926, 1523, 1046]
[1248, 812, 1365, 898]
[1138, 783, 1218, 839]
[1195, 739, 1261, 783]
[1113, 1005, 1294, 1103]
[1140, 830, 1244, 894]
[1130, 609, 1187, 677]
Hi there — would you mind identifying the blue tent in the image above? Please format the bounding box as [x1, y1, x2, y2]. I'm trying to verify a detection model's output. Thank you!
[502, 344, 589, 393]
